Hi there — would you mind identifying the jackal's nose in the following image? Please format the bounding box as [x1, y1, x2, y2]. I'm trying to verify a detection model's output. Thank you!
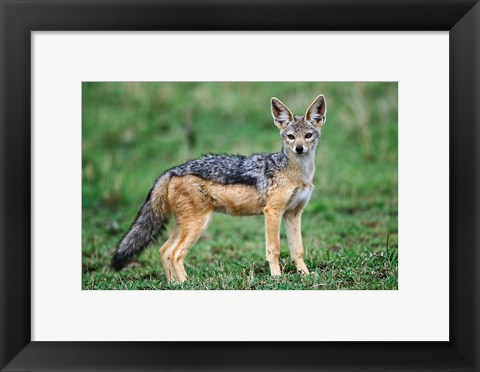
[295, 145, 304, 153]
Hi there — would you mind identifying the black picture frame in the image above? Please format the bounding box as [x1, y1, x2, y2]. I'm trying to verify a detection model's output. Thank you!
[1, 1, 479, 371]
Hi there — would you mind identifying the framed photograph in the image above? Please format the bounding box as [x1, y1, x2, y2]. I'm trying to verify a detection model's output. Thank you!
[1, 1, 479, 371]
[82, 81, 399, 291]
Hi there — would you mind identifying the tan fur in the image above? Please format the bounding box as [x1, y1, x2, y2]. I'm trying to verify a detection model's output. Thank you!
[151, 175, 171, 217]
[156, 168, 314, 282]
[146, 95, 326, 282]
[204, 179, 266, 216]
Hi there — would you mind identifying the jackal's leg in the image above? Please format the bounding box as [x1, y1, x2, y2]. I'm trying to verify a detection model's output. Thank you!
[159, 223, 179, 281]
[263, 207, 283, 276]
[169, 211, 212, 283]
[284, 211, 309, 274]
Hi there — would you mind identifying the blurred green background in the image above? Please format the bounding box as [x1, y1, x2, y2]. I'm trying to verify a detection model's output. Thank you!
[82, 82, 398, 290]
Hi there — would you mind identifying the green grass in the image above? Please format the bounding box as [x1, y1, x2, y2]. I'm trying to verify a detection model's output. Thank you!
[82, 82, 398, 290]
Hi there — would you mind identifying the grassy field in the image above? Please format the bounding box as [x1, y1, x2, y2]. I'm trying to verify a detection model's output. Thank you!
[82, 82, 398, 290]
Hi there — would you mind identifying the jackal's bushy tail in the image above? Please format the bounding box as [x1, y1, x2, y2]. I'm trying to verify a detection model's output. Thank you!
[111, 173, 171, 271]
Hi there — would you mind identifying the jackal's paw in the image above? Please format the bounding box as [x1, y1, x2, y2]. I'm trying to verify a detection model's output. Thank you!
[267, 262, 282, 276]
[270, 268, 282, 277]
[296, 265, 310, 275]
[167, 274, 188, 284]
[175, 276, 188, 283]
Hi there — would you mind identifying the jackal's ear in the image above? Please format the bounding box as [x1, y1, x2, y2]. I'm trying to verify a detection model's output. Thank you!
[271, 97, 293, 130]
[305, 95, 327, 128]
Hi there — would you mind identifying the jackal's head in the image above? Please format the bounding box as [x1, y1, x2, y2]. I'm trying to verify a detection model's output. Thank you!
[271, 95, 327, 156]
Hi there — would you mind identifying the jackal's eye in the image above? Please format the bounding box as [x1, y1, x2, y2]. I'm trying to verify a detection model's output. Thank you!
[287, 134, 295, 140]
[305, 133, 313, 139]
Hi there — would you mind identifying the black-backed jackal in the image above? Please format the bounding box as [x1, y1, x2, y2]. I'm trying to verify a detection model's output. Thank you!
[112, 95, 327, 282]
